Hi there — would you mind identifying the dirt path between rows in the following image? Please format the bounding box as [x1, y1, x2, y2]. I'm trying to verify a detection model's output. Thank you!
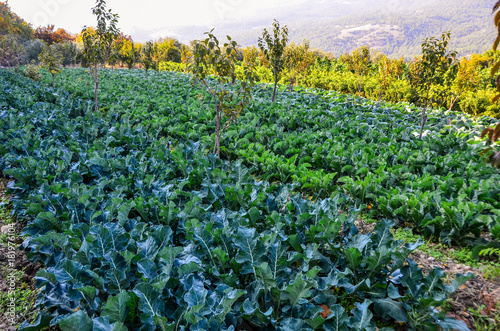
[411, 249, 500, 329]
[0, 177, 41, 330]
[357, 219, 500, 330]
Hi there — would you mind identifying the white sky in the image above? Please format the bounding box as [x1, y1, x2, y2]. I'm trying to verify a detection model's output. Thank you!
[7, 0, 307, 39]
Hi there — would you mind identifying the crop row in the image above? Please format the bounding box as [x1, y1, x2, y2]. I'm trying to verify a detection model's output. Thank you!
[0, 68, 475, 330]
[52, 69, 500, 246]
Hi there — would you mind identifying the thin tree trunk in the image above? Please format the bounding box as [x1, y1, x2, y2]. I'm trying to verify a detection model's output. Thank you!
[272, 79, 278, 102]
[214, 106, 222, 158]
[94, 64, 99, 112]
[418, 107, 428, 139]
[418, 89, 432, 139]
[52, 73, 55, 89]
[449, 94, 460, 111]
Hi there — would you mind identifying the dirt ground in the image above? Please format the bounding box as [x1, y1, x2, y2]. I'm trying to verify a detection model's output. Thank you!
[411, 249, 500, 329]
[0, 177, 41, 330]
[357, 218, 500, 330]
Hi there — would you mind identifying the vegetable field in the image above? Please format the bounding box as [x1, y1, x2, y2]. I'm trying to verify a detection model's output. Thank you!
[1, 68, 499, 330]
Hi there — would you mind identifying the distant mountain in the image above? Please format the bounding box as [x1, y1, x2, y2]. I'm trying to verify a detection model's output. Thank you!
[163, 0, 495, 59]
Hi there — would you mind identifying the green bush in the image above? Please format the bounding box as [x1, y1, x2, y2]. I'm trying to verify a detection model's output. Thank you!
[460, 90, 500, 117]
[158, 61, 187, 73]
[22, 62, 41, 81]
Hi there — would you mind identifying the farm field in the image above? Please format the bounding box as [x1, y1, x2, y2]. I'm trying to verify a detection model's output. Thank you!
[1, 67, 500, 330]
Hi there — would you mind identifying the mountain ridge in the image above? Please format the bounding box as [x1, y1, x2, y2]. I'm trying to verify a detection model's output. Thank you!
[158, 0, 494, 59]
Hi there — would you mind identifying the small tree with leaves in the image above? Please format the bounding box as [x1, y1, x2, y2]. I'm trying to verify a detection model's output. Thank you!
[408, 31, 456, 139]
[119, 39, 138, 69]
[376, 54, 405, 102]
[448, 57, 482, 111]
[0, 35, 23, 67]
[190, 30, 254, 158]
[141, 41, 158, 78]
[482, 1, 500, 167]
[258, 20, 289, 102]
[81, 0, 119, 112]
[38, 44, 64, 88]
[283, 40, 316, 92]
[342, 45, 372, 97]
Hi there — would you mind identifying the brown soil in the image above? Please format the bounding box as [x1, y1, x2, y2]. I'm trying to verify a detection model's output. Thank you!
[0, 177, 42, 330]
[411, 249, 500, 330]
[357, 217, 500, 330]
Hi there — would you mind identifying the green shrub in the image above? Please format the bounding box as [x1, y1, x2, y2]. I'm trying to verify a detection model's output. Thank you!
[159, 61, 187, 72]
[22, 62, 41, 81]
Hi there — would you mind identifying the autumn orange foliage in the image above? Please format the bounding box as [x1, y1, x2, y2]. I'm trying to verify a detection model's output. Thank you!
[35, 25, 75, 45]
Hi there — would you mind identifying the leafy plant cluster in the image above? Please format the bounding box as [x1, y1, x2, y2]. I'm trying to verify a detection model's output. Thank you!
[0, 68, 476, 330]
[50, 68, 500, 247]
[160, 45, 500, 119]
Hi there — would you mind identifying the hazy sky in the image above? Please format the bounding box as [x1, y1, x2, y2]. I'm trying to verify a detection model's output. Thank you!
[7, 0, 308, 39]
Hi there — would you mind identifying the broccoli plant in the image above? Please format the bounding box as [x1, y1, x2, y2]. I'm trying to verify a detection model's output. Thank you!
[258, 20, 289, 102]
[190, 30, 254, 158]
[81, 0, 120, 112]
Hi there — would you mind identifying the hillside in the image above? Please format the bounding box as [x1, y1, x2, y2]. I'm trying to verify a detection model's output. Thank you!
[169, 0, 495, 59]
[293, 0, 495, 58]
[0, 1, 33, 40]
[1, 0, 494, 59]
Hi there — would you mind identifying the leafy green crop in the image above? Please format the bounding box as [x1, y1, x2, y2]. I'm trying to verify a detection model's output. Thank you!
[59, 66, 500, 246]
[0, 68, 486, 330]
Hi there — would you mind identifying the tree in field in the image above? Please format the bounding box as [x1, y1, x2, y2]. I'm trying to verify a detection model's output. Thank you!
[283, 40, 316, 92]
[156, 38, 182, 63]
[482, 1, 500, 167]
[34, 25, 56, 44]
[55, 42, 80, 67]
[119, 39, 139, 69]
[141, 40, 158, 78]
[408, 31, 456, 139]
[242, 45, 259, 67]
[376, 54, 405, 102]
[81, 0, 120, 112]
[448, 57, 482, 111]
[179, 44, 192, 66]
[0, 35, 23, 67]
[190, 30, 254, 158]
[108, 33, 132, 68]
[258, 20, 289, 102]
[341, 45, 371, 97]
[38, 44, 64, 88]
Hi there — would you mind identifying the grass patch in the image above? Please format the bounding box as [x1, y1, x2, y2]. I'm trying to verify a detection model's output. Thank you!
[468, 302, 500, 331]
[0, 266, 38, 325]
[0, 201, 39, 327]
[394, 228, 500, 282]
